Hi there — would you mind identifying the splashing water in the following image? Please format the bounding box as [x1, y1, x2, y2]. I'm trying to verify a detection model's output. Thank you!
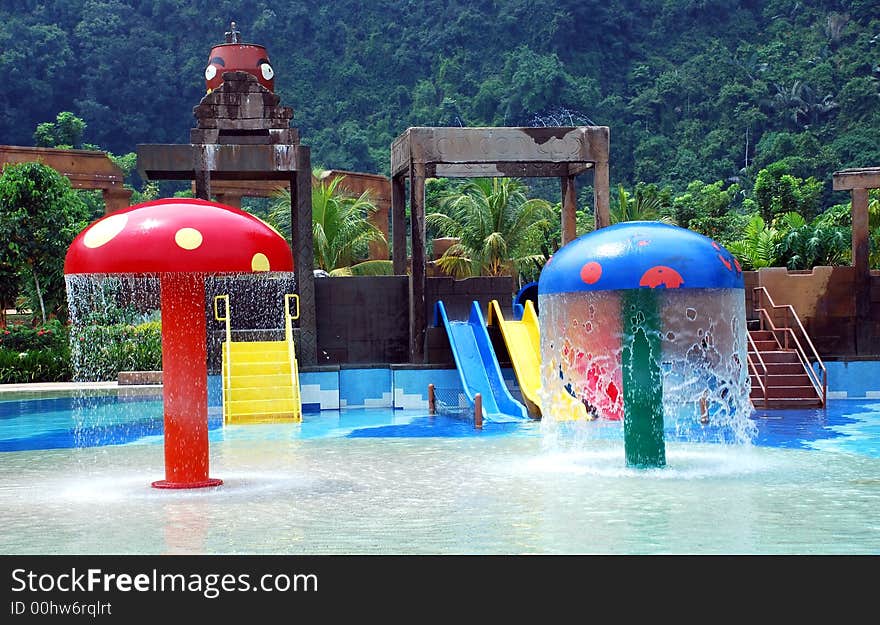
[528, 106, 598, 127]
[538, 289, 756, 452]
[64, 272, 297, 449]
[65, 275, 162, 383]
[65, 273, 297, 379]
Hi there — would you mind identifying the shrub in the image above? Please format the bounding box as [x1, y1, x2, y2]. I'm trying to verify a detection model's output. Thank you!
[0, 320, 72, 383]
[0, 319, 69, 351]
[69, 320, 162, 382]
[0, 346, 71, 383]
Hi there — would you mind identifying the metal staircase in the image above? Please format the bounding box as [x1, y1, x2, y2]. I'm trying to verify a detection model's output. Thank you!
[747, 287, 826, 409]
[214, 293, 302, 424]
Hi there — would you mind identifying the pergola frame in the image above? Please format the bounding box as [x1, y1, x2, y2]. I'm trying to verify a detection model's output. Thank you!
[390, 126, 611, 362]
[136, 142, 317, 365]
[137, 71, 318, 364]
[0, 145, 132, 212]
[199, 170, 392, 260]
[833, 166, 880, 354]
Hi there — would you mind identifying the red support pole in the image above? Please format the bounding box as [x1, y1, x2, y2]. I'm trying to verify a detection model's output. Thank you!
[474, 393, 483, 429]
[152, 273, 222, 489]
[428, 383, 436, 415]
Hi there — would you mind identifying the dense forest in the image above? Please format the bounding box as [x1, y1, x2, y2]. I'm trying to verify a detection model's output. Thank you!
[1, 0, 879, 201]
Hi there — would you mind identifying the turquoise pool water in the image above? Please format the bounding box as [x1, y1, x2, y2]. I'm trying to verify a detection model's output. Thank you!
[1, 390, 878, 554]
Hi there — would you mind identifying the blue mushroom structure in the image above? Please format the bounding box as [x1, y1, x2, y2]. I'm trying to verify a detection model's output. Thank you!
[538, 221, 752, 468]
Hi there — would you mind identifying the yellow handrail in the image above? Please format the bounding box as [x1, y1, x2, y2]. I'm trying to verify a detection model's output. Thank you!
[746, 330, 769, 408]
[213, 294, 232, 424]
[284, 293, 300, 340]
[753, 287, 827, 407]
[284, 294, 301, 421]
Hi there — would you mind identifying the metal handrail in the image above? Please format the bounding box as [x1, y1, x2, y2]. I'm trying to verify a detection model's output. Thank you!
[213, 294, 232, 424]
[746, 330, 769, 408]
[753, 287, 827, 407]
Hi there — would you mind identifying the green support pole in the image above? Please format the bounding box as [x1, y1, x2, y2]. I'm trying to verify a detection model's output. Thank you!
[621, 289, 666, 468]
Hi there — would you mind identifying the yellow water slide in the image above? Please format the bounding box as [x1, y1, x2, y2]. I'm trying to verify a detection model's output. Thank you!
[488, 299, 587, 420]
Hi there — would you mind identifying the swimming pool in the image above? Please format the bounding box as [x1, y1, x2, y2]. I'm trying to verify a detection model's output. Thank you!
[1, 390, 878, 554]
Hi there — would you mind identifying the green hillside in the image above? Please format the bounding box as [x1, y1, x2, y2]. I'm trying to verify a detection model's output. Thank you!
[1, 0, 879, 194]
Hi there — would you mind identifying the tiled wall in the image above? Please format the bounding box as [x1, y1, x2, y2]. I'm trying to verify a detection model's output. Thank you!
[299, 367, 521, 411]
[299, 370, 341, 411]
[308, 361, 874, 407]
[209, 360, 876, 412]
[815, 361, 880, 399]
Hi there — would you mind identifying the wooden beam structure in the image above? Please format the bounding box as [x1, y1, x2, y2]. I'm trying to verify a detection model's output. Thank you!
[0, 145, 132, 212]
[137, 71, 317, 364]
[833, 167, 880, 354]
[390, 126, 611, 362]
[193, 170, 392, 260]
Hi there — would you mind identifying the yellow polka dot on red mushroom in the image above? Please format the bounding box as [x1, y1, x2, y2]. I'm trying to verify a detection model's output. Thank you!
[174, 228, 203, 250]
[83, 214, 128, 248]
[251, 253, 270, 272]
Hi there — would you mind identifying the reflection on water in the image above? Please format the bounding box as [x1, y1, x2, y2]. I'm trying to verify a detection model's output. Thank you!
[1, 414, 879, 554]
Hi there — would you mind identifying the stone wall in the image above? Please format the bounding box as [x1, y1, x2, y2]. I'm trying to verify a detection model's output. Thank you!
[314, 275, 410, 365]
[203, 266, 880, 367]
[747, 266, 880, 357]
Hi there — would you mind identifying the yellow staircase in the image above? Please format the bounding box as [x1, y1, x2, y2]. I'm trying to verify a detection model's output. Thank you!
[214, 294, 302, 424]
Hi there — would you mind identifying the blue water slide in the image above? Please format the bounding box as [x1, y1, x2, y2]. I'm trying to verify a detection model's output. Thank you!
[434, 300, 528, 423]
[513, 280, 538, 320]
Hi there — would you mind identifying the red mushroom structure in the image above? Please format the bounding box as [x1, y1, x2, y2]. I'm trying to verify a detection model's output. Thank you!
[65, 198, 294, 489]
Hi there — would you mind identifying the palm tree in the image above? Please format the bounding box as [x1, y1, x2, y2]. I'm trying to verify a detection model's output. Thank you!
[610, 184, 671, 224]
[864, 191, 880, 269]
[426, 178, 553, 279]
[771, 81, 837, 129]
[268, 171, 391, 276]
[772, 81, 808, 129]
[776, 212, 849, 269]
[726, 214, 783, 270]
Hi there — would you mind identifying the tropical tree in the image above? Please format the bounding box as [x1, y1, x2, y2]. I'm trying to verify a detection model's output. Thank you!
[268, 172, 390, 276]
[771, 81, 809, 130]
[610, 183, 672, 224]
[0, 262, 21, 328]
[0, 162, 91, 323]
[666, 180, 750, 248]
[771, 81, 837, 130]
[836, 76, 880, 126]
[753, 162, 823, 222]
[426, 177, 553, 280]
[726, 214, 783, 270]
[33, 111, 87, 149]
[775, 212, 850, 269]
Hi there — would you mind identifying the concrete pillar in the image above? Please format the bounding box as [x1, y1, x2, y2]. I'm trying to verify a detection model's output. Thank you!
[594, 160, 611, 230]
[215, 193, 242, 209]
[194, 169, 211, 202]
[409, 162, 427, 362]
[561, 174, 577, 245]
[852, 187, 871, 354]
[292, 146, 317, 366]
[102, 188, 132, 214]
